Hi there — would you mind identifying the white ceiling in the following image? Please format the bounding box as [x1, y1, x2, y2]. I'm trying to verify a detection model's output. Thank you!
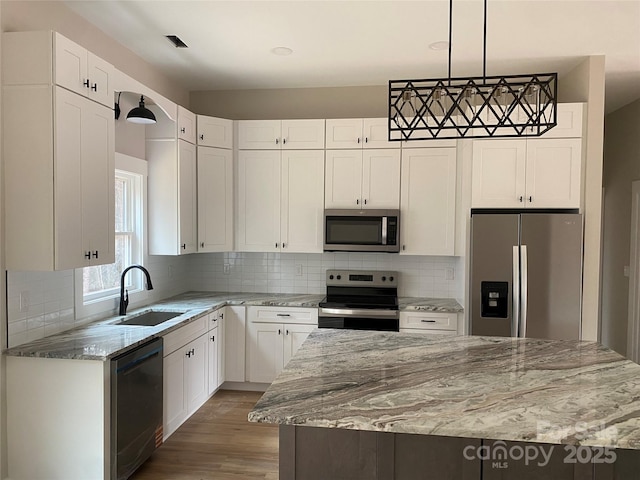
[65, 0, 640, 113]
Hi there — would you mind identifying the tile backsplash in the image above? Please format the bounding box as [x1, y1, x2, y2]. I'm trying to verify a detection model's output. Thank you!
[188, 252, 463, 299]
[6, 252, 464, 348]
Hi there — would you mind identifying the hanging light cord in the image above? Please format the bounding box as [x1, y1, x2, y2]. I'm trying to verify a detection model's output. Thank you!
[483, 0, 487, 82]
[447, 0, 453, 86]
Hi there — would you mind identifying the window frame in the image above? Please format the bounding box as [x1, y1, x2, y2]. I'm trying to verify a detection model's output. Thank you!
[74, 153, 148, 320]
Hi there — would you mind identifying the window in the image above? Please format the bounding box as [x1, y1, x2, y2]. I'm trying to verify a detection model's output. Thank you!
[76, 154, 147, 318]
[83, 170, 143, 302]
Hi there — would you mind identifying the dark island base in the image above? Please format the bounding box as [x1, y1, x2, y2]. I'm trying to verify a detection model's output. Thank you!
[279, 426, 640, 480]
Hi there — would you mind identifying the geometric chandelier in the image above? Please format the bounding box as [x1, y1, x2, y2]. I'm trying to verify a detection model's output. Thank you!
[388, 0, 557, 141]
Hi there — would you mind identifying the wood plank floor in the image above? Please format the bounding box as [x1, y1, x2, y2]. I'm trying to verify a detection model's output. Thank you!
[130, 390, 278, 480]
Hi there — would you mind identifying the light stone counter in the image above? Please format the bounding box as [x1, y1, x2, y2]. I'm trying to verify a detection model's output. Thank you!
[249, 329, 640, 450]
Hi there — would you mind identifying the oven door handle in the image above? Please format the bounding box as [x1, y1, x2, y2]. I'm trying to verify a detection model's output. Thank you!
[319, 308, 399, 319]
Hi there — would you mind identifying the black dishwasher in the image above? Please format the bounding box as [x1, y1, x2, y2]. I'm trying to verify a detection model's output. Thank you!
[111, 337, 163, 480]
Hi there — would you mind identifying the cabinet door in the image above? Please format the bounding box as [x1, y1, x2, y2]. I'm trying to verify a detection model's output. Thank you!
[54, 87, 85, 270]
[185, 334, 209, 416]
[471, 140, 526, 208]
[283, 324, 315, 367]
[325, 119, 363, 149]
[177, 105, 197, 144]
[247, 322, 284, 384]
[207, 326, 219, 396]
[281, 150, 324, 253]
[178, 140, 198, 254]
[525, 138, 582, 208]
[197, 146, 233, 252]
[325, 150, 363, 208]
[400, 148, 457, 255]
[237, 150, 281, 251]
[362, 118, 395, 148]
[82, 98, 115, 266]
[224, 306, 246, 382]
[53, 33, 88, 98]
[281, 119, 325, 149]
[238, 120, 281, 149]
[86, 52, 114, 108]
[539, 103, 584, 139]
[217, 311, 226, 387]
[197, 115, 233, 148]
[163, 349, 187, 440]
[362, 149, 400, 209]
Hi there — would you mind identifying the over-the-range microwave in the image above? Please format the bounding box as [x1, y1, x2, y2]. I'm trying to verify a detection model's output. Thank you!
[324, 209, 400, 253]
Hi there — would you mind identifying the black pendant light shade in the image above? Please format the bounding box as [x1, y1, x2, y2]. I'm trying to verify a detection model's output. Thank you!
[127, 95, 157, 124]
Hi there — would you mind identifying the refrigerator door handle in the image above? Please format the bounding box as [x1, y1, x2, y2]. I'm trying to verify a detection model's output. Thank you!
[521, 245, 528, 338]
[512, 246, 520, 337]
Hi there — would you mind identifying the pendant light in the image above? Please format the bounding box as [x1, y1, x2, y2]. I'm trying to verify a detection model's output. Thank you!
[126, 95, 157, 124]
[388, 0, 557, 140]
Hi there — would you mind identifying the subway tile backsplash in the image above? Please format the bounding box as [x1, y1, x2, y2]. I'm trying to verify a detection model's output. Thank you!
[6, 252, 463, 348]
[187, 252, 463, 299]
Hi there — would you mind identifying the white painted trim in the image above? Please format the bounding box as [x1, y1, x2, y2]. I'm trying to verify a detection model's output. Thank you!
[627, 181, 640, 363]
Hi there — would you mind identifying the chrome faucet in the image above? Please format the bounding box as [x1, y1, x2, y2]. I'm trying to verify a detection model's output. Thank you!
[119, 265, 154, 315]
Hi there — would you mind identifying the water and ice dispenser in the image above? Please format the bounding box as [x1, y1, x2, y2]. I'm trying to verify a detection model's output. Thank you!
[480, 281, 509, 318]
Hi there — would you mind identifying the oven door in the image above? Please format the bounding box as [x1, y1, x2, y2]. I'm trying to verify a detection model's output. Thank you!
[318, 308, 399, 332]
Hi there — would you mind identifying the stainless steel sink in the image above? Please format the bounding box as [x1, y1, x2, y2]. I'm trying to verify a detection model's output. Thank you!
[119, 310, 184, 326]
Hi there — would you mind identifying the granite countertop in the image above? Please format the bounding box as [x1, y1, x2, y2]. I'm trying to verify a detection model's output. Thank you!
[3, 291, 463, 361]
[249, 329, 640, 450]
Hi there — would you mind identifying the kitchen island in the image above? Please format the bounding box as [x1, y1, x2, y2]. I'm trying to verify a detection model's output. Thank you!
[249, 329, 640, 479]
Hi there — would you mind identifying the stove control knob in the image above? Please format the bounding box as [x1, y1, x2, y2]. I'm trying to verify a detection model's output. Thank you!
[381, 276, 386, 281]
[389, 276, 394, 282]
[337, 275, 342, 280]
[329, 275, 334, 280]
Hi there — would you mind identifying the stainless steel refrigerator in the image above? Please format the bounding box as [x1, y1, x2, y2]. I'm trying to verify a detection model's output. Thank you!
[470, 213, 583, 340]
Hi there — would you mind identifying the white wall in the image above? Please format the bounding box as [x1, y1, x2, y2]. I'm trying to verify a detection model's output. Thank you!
[601, 99, 640, 355]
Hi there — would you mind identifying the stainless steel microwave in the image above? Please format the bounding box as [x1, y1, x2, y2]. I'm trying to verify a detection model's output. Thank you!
[324, 209, 400, 252]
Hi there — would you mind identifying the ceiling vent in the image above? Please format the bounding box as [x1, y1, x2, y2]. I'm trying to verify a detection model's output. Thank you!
[165, 35, 188, 48]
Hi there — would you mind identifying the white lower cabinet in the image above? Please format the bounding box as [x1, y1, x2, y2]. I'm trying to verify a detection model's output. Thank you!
[224, 306, 247, 382]
[399, 311, 458, 335]
[207, 308, 225, 395]
[163, 316, 209, 440]
[247, 307, 317, 384]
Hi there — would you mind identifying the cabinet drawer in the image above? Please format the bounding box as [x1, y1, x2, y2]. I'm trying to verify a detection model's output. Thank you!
[208, 308, 224, 331]
[399, 312, 457, 331]
[400, 328, 457, 336]
[163, 316, 208, 356]
[248, 306, 318, 325]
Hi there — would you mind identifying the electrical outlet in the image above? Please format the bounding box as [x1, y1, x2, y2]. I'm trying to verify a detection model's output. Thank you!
[19, 291, 29, 312]
[445, 268, 455, 281]
[296, 264, 303, 276]
[223, 264, 231, 275]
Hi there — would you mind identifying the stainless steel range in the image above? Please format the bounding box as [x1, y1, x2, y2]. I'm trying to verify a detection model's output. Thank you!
[318, 269, 399, 331]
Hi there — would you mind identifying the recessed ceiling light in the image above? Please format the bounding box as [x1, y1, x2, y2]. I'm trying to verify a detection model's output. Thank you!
[429, 41, 449, 51]
[271, 46, 293, 56]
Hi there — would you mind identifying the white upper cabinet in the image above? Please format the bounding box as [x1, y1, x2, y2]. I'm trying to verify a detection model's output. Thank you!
[325, 149, 400, 209]
[400, 148, 457, 256]
[197, 146, 233, 252]
[177, 106, 197, 144]
[238, 119, 325, 150]
[325, 118, 395, 149]
[538, 103, 585, 138]
[4, 42, 115, 270]
[471, 140, 527, 208]
[197, 115, 233, 149]
[524, 138, 582, 208]
[147, 139, 198, 255]
[472, 138, 582, 209]
[236, 150, 324, 253]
